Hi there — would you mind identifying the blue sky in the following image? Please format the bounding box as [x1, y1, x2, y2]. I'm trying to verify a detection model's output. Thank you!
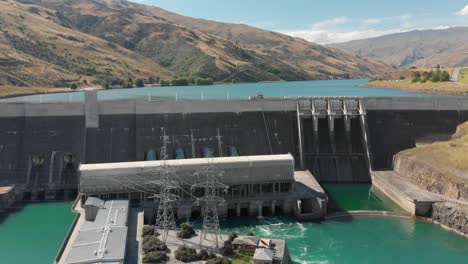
[132, 0, 468, 44]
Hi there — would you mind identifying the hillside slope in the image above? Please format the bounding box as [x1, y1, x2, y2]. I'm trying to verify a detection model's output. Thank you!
[1, 0, 392, 89]
[330, 27, 468, 68]
[0, 0, 172, 88]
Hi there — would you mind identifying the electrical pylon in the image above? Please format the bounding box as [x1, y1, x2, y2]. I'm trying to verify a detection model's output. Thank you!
[149, 147, 180, 242]
[191, 162, 229, 247]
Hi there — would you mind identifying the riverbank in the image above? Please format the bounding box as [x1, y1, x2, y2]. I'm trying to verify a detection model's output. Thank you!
[361, 80, 468, 96]
[0, 86, 71, 99]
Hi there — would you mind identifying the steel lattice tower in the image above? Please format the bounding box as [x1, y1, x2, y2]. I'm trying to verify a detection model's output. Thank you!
[149, 147, 180, 242]
[191, 164, 229, 247]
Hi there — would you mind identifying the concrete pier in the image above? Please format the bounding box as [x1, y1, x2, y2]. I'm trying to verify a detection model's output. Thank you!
[371, 171, 444, 216]
[0, 186, 15, 212]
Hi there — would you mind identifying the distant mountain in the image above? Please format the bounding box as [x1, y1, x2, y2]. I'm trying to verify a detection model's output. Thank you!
[330, 27, 468, 68]
[0, 0, 391, 88]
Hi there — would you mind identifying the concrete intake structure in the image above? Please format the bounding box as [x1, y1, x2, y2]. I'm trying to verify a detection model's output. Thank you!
[79, 154, 328, 221]
[0, 92, 468, 199]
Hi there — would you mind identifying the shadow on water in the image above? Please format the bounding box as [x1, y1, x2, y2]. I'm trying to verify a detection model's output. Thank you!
[0, 200, 74, 225]
[322, 183, 406, 213]
[0, 203, 27, 225]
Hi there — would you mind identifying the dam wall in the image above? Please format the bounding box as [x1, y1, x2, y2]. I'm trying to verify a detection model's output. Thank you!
[0, 95, 467, 196]
[364, 97, 468, 170]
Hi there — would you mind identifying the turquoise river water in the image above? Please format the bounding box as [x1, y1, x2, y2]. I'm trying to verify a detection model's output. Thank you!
[0, 80, 465, 263]
[1, 185, 467, 263]
[0, 202, 74, 264]
[0, 79, 431, 103]
[222, 184, 468, 264]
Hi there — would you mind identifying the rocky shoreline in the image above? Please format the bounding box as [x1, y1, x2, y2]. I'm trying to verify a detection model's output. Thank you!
[431, 202, 468, 237]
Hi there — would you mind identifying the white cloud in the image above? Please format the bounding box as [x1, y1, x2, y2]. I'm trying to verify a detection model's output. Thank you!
[456, 5, 468, 16]
[281, 29, 404, 44]
[363, 18, 382, 25]
[433, 25, 451, 30]
[310, 17, 351, 30]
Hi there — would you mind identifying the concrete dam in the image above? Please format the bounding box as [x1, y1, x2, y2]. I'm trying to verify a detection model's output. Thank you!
[0, 93, 467, 201]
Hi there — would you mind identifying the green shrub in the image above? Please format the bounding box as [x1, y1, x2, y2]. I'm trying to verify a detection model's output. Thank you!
[142, 225, 156, 237]
[195, 77, 214, 85]
[197, 249, 216, 261]
[177, 222, 196, 239]
[430, 69, 441, 82]
[220, 241, 234, 256]
[160, 80, 171, 86]
[171, 78, 189, 86]
[142, 236, 168, 254]
[123, 78, 134, 88]
[135, 78, 145, 87]
[142, 251, 167, 263]
[440, 70, 450, 82]
[70, 83, 78, 90]
[174, 245, 199, 262]
[246, 231, 255, 236]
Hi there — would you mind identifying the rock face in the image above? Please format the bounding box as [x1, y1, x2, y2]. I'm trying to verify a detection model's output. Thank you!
[431, 202, 468, 235]
[394, 157, 468, 200]
[392, 122, 468, 235]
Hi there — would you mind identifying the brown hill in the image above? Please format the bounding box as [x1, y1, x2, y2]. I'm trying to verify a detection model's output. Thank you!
[0, 0, 172, 88]
[0, 0, 392, 89]
[330, 27, 468, 68]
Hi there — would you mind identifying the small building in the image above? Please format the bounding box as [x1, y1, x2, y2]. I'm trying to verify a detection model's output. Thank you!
[0, 186, 15, 212]
[253, 248, 274, 264]
[82, 197, 104, 221]
[232, 236, 290, 264]
[232, 236, 260, 253]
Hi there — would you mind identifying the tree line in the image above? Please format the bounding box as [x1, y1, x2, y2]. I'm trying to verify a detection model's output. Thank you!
[411, 69, 450, 83]
[160, 77, 214, 87]
[97, 76, 214, 89]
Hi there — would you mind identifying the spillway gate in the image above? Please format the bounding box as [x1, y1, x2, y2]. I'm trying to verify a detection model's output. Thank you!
[296, 98, 372, 182]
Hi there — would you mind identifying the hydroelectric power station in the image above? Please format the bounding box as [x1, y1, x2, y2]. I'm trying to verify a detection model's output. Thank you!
[0, 93, 467, 218]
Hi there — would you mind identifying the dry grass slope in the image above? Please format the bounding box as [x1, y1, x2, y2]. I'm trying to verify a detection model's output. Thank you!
[398, 122, 468, 179]
[459, 68, 468, 85]
[0, 0, 172, 90]
[364, 79, 468, 96]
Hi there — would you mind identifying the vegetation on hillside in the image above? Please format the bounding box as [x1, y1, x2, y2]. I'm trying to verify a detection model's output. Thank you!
[365, 66, 468, 95]
[364, 79, 468, 95]
[459, 68, 468, 85]
[411, 69, 450, 83]
[160, 77, 214, 87]
[398, 122, 468, 180]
